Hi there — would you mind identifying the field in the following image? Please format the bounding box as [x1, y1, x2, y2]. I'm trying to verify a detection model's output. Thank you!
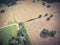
[0, 0, 60, 45]
[0, 22, 32, 45]
[0, 24, 18, 45]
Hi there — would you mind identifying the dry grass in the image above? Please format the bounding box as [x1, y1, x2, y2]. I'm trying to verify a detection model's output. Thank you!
[0, 0, 60, 45]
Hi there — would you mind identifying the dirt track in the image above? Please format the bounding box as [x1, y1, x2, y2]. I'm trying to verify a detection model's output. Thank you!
[0, 0, 60, 45]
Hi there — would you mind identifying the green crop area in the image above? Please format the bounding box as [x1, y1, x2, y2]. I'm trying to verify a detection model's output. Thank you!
[0, 25, 18, 45]
[0, 22, 32, 45]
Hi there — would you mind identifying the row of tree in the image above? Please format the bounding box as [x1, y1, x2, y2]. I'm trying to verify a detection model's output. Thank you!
[41, 0, 60, 3]
[41, 29, 56, 38]
[0, 0, 21, 7]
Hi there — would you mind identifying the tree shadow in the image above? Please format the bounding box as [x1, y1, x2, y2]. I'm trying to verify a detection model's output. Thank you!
[0, 40, 3, 45]
[40, 32, 48, 38]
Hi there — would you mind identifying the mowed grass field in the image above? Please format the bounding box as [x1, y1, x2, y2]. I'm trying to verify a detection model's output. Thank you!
[0, 25, 18, 45]
[0, 22, 32, 45]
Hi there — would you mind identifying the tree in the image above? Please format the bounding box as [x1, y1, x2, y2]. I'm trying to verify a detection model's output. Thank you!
[48, 31, 56, 37]
[37, 0, 40, 1]
[42, 2, 45, 6]
[46, 17, 50, 21]
[0, 10, 5, 13]
[47, 5, 51, 8]
[41, 29, 49, 35]
[23, 39, 28, 45]
[50, 15, 53, 18]
[44, 13, 48, 17]
[33, 0, 35, 3]
[40, 29, 49, 38]
[16, 37, 21, 44]
[38, 15, 42, 18]
[0, 40, 3, 45]
[8, 37, 19, 45]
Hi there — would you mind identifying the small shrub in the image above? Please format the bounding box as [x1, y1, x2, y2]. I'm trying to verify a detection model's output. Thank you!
[33, 0, 35, 3]
[46, 17, 50, 21]
[42, 2, 45, 6]
[47, 5, 51, 8]
[50, 15, 53, 18]
[38, 15, 42, 18]
[37, 0, 40, 1]
[44, 13, 48, 17]
[16, 37, 21, 44]
[0, 10, 5, 13]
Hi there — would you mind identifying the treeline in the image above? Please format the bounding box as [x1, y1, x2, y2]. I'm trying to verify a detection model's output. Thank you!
[41, 0, 60, 3]
[0, 0, 17, 4]
[0, 0, 20, 7]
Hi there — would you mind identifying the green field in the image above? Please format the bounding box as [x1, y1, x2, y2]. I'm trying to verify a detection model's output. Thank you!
[0, 22, 32, 45]
[0, 25, 18, 45]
